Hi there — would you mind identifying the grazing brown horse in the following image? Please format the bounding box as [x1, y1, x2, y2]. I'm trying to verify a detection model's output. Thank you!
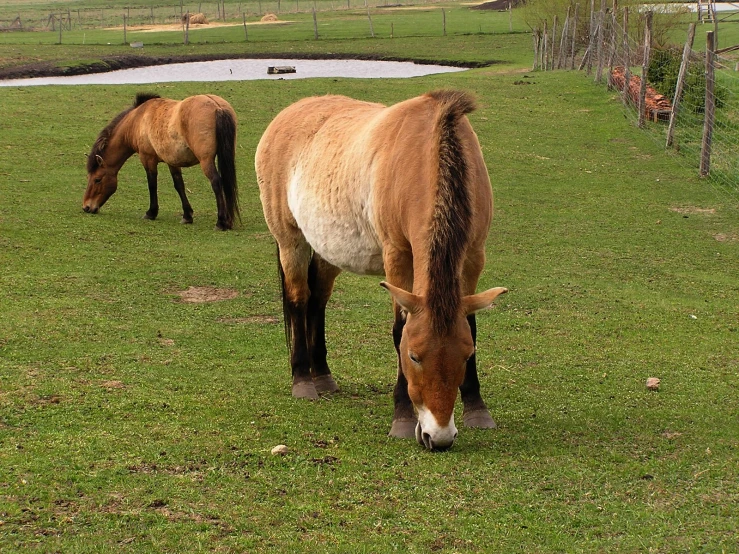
[256, 90, 507, 450]
[84, 93, 239, 230]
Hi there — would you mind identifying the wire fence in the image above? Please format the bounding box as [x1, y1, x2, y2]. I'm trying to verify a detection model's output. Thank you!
[1, 0, 442, 33]
[531, 3, 739, 204]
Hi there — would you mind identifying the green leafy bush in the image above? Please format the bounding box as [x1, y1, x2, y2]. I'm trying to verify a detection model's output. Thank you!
[648, 47, 725, 113]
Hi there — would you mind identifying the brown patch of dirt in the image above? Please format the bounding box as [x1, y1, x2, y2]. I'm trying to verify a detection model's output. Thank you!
[100, 380, 125, 389]
[714, 233, 738, 242]
[670, 206, 716, 215]
[176, 286, 239, 303]
[217, 316, 280, 324]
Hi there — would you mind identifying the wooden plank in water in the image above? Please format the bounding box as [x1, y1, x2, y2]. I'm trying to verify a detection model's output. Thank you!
[267, 66, 296, 75]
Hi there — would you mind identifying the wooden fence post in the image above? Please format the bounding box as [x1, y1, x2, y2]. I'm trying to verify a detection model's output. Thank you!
[551, 16, 558, 70]
[244, 13, 248, 40]
[638, 11, 653, 128]
[667, 23, 696, 148]
[595, 0, 606, 82]
[621, 6, 631, 106]
[700, 31, 715, 176]
[442, 8, 446, 36]
[184, 12, 189, 44]
[571, 3, 579, 69]
[587, 0, 595, 73]
[313, 7, 318, 39]
[606, 0, 618, 77]
[558, 10, 570, 69]
[123, 14, 127, 44]
[367, 7, 374, 37]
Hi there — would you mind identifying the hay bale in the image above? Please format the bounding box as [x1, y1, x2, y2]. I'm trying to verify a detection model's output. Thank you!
[182, 12, 208, 24]
[261, 13, 278, 22]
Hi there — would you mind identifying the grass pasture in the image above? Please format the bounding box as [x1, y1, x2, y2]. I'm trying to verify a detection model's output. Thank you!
[1, 7, 739, 553]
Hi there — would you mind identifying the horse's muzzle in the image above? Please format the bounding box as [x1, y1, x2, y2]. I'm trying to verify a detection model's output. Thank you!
[416, 422, 457, 452]
[82, 205, 98, 214]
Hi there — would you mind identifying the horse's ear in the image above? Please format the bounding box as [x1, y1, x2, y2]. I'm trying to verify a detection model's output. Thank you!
[380, 282, 422, 315]
[463, 287, 508, 314]
[95, 154, 105, 167]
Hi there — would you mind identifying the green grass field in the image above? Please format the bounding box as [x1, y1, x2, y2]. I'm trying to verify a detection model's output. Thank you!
[1, 2, 739, 553]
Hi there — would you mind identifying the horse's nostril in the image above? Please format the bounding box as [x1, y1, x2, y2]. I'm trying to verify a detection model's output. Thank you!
[83, 206, 90, 213]
[453, 431, 458, 440]
[422, 432, 432, 450]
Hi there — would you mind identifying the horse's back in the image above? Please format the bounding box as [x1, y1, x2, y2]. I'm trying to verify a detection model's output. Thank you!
[256, 92, 491, 274]
[135, 95, 235, 167]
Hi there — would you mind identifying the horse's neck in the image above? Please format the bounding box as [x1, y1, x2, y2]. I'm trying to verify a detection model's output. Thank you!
[105, 117, 137, 170]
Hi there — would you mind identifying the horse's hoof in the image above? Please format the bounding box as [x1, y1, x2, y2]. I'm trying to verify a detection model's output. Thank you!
[143, 213, 157, 220]
[214, 224, 228, 231]
[388, 418, 418, 439]
[463, 409, 497, 429]
[181, 217, 193, 225]
[313, 374, 339, 394]
[292, 381, 319, 400]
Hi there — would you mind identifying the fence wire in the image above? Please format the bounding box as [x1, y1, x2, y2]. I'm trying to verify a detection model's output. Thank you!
[534, 8, 739, 207]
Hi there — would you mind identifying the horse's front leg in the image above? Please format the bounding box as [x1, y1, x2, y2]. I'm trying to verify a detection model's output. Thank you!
[143, 163, 159, 220]
[388, 303, 418, 439]
[460, 313, 496, 429]
[169, 166, 194, 224]
[385, 250, 417, 439]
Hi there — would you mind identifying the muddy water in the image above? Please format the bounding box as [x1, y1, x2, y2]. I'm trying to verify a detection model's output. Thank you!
[0, 58, 466, 87]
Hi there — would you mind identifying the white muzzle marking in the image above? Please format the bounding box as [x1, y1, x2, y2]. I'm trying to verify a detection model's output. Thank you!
[415, 405, 458, 450]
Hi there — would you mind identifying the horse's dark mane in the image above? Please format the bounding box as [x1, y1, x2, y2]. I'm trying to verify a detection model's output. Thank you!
[425, 90, 477, 335]
[86, 93, 161, 173]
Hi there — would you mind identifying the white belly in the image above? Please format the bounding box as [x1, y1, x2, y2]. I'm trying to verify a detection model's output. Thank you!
[287, 168, 385, 275]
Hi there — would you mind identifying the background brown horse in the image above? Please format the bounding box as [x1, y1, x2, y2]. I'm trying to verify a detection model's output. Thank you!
[83, 93, 239, 230]
[256, 90, 506, 450]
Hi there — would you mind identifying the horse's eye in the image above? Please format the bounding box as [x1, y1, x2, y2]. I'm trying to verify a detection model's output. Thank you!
[408, 352, 421, 365]
[94, 177, 102, 184]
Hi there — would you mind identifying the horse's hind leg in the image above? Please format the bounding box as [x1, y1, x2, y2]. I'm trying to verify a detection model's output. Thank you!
[278, 241, 317, 399]
[306, 254, 342, 394]
[143, 164, 159, 220]
[200, 159, 229, 230]
[169, 166, 194, 224]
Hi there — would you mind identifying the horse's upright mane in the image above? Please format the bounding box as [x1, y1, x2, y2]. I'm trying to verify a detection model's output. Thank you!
[86, 93, 162, 173]
[425, 90, 476, 335]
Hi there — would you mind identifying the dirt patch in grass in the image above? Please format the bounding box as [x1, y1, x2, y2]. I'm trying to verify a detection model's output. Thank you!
[217, 315, 279, 324]
[100, 380, 126, 389]
[714, 233, 738, 242]
[670, 206, 716, 215]
[175, 286, 239, 303]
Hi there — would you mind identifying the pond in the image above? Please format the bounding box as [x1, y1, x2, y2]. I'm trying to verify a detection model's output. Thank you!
[0, 58, 467, 87]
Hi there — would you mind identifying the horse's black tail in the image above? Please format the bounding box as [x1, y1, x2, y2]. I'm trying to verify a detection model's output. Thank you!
[276, 244, 292, 354]
[215, 109, 240, 227]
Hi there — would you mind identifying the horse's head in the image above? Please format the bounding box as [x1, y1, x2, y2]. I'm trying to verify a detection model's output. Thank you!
[381, 282, 507, 451]
[83, 154, 118, 214]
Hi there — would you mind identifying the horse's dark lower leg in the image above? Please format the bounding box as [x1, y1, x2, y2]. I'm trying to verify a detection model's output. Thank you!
[203, 163, 229, 230]
[278, 242, 315, 399]
[169, 166, 193, 224]
[144, 168, 159, 220]
[389, 308, 417, 438]
[460, 314, 496, 428]
[286, 299, 316, 399]
[306, 255, 340, 393]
